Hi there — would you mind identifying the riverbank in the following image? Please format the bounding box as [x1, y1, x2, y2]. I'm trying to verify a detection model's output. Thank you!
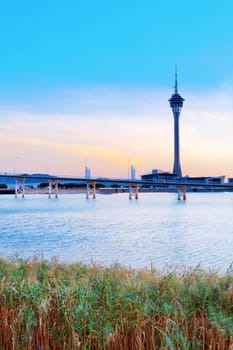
[0, 257, 232, 349]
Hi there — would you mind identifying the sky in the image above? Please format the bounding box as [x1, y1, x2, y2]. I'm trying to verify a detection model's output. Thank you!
[1, 0, 233, 178]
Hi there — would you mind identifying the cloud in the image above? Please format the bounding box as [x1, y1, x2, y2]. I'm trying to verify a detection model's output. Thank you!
[0, 84, 233, 177]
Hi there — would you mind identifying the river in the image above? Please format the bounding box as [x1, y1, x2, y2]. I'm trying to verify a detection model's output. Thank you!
[1, 192, 233, 271]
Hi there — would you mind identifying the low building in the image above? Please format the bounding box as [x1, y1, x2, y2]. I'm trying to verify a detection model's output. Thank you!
[141, 169, 225, 185]
[183, 175, 225, 185]
[141, 169, 176, 182]
[207, 176, 225, 185]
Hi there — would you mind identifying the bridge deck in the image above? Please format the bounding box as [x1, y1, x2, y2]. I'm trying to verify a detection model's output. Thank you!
[0, 174, 232, 189]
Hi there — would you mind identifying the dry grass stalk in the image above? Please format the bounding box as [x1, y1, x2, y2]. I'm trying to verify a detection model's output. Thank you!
[0, 257, 232, 349]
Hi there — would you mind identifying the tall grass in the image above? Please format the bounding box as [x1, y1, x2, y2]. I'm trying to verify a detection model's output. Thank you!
[0, 257, 233, 349]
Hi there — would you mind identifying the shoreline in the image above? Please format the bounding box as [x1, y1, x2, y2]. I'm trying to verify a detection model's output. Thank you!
[2, 187, 233, 195]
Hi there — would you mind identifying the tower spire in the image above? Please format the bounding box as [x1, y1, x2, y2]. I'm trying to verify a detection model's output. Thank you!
[174, 65, 178, 93]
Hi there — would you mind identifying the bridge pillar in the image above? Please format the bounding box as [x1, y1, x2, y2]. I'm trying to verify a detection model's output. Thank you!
[177, 186, 186, 201]
[129, 183, 139, 200]
[55, 180, 58, 198]
[181, 185, 186, 201]
[48, 182, 52, 198]
[177, 187, 181, 200]
[48, 179, 59, 199]
[86, 181, 96, 199]
[15, 177, 25, 198]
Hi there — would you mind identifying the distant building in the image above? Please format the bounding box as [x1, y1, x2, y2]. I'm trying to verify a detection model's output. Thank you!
[141, 169, 176, 182]
[141, 170, 225, 185]
[183, 175, 225, 185]
[207, 176, 225, 185]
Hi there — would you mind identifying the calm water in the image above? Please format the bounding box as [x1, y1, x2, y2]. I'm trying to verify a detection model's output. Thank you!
[0, 192, 233, 270]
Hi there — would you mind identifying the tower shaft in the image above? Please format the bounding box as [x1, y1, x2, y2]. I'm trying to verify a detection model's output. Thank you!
[173, 108, 182, 177]
[168, 69, 184, 177]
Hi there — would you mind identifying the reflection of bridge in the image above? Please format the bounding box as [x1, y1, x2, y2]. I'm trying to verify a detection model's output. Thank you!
[1, 168, 233, 201]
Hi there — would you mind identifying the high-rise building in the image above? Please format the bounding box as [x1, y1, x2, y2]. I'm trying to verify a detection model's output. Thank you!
[169, 69, 184, 177]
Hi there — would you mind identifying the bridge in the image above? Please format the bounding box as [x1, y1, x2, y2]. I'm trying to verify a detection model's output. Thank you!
[1, 167, 233, 201]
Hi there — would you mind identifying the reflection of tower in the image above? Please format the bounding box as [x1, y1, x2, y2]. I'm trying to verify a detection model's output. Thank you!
[169, 68, 185, 177]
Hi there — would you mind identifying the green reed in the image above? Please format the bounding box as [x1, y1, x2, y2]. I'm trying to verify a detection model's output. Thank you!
[0, 257, 233, 349]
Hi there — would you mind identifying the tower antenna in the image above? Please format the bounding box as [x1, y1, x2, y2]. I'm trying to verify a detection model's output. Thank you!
[174, 64, 178, 93]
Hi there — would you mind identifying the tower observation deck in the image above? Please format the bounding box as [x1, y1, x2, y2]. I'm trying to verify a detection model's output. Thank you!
[168, 69, 185, 177]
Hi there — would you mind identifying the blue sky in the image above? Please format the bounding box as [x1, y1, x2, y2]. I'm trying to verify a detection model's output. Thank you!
[0, 0, 233, 177]
[1, 0, 233, 91]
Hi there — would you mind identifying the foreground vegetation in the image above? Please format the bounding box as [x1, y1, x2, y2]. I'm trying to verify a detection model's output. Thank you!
[0, 258, 233, 349]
